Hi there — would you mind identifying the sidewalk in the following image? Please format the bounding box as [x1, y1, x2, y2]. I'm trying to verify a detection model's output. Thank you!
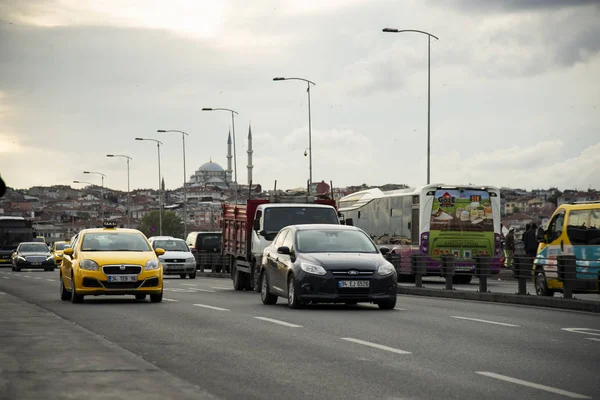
[0, 291, 217, 400]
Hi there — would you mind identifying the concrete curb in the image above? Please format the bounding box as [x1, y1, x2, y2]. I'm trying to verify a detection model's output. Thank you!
[397, 286, 600, 313]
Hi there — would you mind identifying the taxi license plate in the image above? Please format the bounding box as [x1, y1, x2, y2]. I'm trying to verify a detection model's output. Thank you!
[108, 275, 137, 283]
[338, 280, 370, 288]
[31, 262, 42, 266]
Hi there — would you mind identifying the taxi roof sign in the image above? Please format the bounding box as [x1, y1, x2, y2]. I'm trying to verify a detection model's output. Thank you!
[103, 221, 118, 228]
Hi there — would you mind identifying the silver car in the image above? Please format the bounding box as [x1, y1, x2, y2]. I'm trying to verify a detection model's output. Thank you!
[150, 237, 197, 279]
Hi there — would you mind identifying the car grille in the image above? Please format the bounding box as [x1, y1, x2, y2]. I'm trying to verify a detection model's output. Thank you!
[1, 254, 10, 260]
[331, 270, 374, 276]
[102, 265, 142, 275]
[26, 256, 46, 263]
[101, 281, 142, 289]
[164, 258, 187, 263]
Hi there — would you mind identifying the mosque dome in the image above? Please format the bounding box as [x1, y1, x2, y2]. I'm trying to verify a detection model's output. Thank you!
[198, 161, 224, 172]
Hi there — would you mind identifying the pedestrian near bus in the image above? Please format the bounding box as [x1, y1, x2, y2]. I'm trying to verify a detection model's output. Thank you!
[504, 227, 515, 268]
[524, 222, 539, 257]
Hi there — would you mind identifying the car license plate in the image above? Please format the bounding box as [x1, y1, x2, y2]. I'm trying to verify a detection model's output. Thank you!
[31, 262, 42, 266]
[338, 280, 370, 288]
[169, 263, 184, 267]
[108, 275, 137, 283]
[455, 266, 472, 271]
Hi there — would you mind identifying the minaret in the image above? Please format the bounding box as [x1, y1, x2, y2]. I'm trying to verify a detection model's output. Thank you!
[226, 130, 233, 183]
[247, 123, 253, 185]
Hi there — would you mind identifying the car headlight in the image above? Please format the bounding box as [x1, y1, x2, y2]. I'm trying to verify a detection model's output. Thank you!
[46, 255, 54, 261]
[145, 259, 160, 271]
[300, 262, 327, 276]
[18, 256, 26, 261]
[377, 263, 395, 276]
[186, 257, 195, 263]
[80, 260, 99, 271]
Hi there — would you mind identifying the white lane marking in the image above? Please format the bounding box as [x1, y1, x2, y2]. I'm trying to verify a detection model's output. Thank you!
[34, 277, 42, 280]
[394, 307, 409, 311]
[0, 291, 5, 294]
[254, 317, 303, 328]
[181, 283, 198, 286]
[46, 279, 55, 282]
[162, 298, 179, 302]
[341, 337, 411, 355]
[212, 286, 231, 290]
[450, 316, 519, 327]
[24, 275, 31, 278]
[562, 328, 600, 337]
[193, 304, 229, 311]
[476, 371, 591, 399]
[2, 277, 9, 279]
[190, 288, 216, 293]
[584, 337, 600, 342]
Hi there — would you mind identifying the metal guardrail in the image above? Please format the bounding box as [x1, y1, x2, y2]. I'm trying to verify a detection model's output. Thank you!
[384, 253, 600, 300]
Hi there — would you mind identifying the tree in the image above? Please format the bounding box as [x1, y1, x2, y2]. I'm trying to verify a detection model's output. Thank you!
[139, 210, 184, 239]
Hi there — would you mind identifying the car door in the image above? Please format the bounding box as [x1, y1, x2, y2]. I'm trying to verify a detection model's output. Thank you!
[267, 230, 288, 294]
[537, 209, 566, 274]
[279, 230, 295, 293]
[62, 233, 79, 288]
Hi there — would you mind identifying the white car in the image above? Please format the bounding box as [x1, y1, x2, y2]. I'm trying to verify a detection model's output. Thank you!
[149, 237, 197, 279]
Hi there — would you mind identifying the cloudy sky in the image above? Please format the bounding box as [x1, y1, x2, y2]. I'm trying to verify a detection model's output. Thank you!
[1, 0, 599, 193]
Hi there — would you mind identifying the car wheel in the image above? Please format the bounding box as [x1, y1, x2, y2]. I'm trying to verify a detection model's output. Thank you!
[260, 271, 277, 305]
[253, 264, 261, 293]
[11, 265, 15, 271]
[70, 273, 84, 304]
[179, 274, 187, 279]
[135, 294, 146, 300]
[15, 266, 21, 272]
[60, 273, 70, 301]
[232, 261, 247, 291]
[189, 271, 196, 279]
[150, 291, 163, 303]
[50, 268, 55, 272]
[377, 297, 397, 310]
[535, 270, 554, 297]
[287, 274, 303, 309]
[453, 275, 473, 284]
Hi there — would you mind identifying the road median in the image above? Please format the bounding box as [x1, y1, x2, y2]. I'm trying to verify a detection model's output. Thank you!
[0, 291, 217, 400]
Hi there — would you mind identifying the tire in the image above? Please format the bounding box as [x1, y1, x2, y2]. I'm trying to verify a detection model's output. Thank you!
[535, 269, 554, 297]
[232, 260, 247, 291]
[150, 291, 163, 303]
[11, 265, 15, 271]
[253, 264, 261, 293]
[60, 273, 70, 301]
[15, 266, 21, 272]
[50, 268, 55, 272]
[260, 271, 277, 305]
[179, 274, 187, 279]
[453, 275, 473, 284]
[135, 294, 146, 300]
[378, 297, 397, 310]
[189, 271, 196, 279]
[287, 274, 303, 309]
[70, 273, 83, 303]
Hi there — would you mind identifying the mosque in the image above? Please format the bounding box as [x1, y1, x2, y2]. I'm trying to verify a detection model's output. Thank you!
[187, 125, 253, 188]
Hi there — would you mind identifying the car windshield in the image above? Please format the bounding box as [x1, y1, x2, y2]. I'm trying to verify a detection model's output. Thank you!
[296, 229, 378, 253]
[55, 243, 67, 251]
[19, 243, 49, 253]
[263, 207, 338, 232]
[200, 235, 220, 248]
[81, 232, 152, 252]
[153, 240, 189, 252]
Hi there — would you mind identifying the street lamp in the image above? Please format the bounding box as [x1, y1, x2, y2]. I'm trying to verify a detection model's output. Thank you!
[83, 171, 106, 219]
[106, 155, 132, 228]
[157, 129, 189, 238]
[202, 107, 239, 203]
[273, 76, 315, 192]
[135, 137, 163, 236]
[382, 28, 439, 185]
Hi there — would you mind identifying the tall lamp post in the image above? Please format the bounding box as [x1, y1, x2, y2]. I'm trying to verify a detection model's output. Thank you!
[73, 180, 96, 224]
[157, 129, 189, 238]
[202, 107, 239, 203]
[135, 137, 163, 236]
[273, 76, 315, 191]
[382, 28, 438, 185]
[83, 171, 106, 219]
[106, 154, 132, 228]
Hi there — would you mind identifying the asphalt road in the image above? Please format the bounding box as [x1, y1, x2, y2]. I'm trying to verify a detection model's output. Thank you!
[1, 268, 599, 400]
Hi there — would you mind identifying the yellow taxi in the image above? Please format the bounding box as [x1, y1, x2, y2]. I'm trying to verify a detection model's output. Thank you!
[534, 202, 600, 296]
[60, 222, 165, 303]
[51, 241, 69, 266]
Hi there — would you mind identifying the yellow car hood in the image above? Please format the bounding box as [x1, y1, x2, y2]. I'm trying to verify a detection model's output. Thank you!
[80, 251, 158, 266]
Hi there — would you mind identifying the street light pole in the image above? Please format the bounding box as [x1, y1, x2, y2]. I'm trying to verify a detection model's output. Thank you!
[135, 137, 163, 236]
[382, 28, 438, 185]
[273, 77, 315, 191]
[106, 155, 132, 228]
[202, 107, 239, 204]
[158, 129, 189, 238]
[83, 171, 106, 219]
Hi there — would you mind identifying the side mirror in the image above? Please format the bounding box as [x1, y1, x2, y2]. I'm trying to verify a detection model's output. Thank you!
[253, 219, 260, 231]
[63, 248, 74, 256]
[345, 218, 353, 226]
[380, 246, 390, 255]
[155, 248, 166, 256]
[259, 230, 267, 238]
[277, 246, 291, 255]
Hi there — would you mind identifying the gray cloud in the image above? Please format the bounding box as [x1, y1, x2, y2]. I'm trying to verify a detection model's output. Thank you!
[429, 0, 600, 13]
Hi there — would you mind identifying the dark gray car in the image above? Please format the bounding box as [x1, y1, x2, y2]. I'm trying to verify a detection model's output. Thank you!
[12, 242, 55, 272]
